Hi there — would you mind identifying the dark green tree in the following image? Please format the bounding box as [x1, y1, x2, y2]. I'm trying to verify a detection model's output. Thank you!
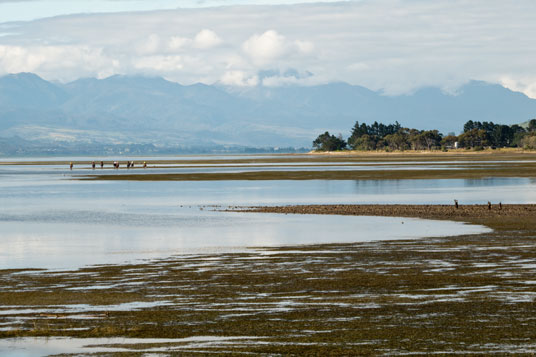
[441, 135, 458, 148]
[511, 125, 527, 147]
[348, 121, 369, 148]
[407, 129, 423, 150]
[384, 131, 409, 151]
[458, 128, 488, 148]
[528, 119, 536, 132]
[351, 134, 377, 150]
[348, 120, 402, 149]
[420, 130, 443, 150]
[490, 125, 513, 147]
[312, 132, 347, 151]
[463, 120, 476, 133]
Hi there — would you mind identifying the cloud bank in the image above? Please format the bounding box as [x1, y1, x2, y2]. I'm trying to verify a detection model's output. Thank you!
[1, 1, 536, 97]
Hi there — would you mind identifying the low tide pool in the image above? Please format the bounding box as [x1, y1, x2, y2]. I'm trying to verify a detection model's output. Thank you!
[0, 336, 266, 356]
[0, 209, 490, 270]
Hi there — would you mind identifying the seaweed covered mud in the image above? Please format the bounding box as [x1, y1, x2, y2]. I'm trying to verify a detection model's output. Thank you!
[1, 204, 536, 355]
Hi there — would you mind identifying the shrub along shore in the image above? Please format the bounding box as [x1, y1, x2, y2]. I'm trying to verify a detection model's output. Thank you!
[313, 119, 536, 151]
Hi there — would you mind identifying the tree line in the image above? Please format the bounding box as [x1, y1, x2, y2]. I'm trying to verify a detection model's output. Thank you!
[313, 119, 536, 151]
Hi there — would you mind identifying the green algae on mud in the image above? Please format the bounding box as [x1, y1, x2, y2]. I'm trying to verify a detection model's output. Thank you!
[2, 205, 536, 354]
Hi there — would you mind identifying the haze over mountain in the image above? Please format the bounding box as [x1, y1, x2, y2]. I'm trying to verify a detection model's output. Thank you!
[1, 72, 536, 151]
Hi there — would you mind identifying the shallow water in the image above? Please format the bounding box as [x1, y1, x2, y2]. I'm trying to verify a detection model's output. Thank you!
[0, 211, 489, 270]
[0, 336, 263, 356]
[1, 156, 533, 270]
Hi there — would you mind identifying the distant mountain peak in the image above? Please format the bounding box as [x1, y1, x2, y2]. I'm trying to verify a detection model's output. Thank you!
[1, 72, 536, 147]
[0, 72, 68, 110]
[1, 72, 50, 85]
[6, 72, 43, 79]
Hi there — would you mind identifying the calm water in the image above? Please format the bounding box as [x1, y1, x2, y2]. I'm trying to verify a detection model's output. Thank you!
[2, 156, 534, 270]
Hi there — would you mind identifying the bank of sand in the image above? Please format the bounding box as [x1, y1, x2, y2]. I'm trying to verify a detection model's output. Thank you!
[231, 203, 536, 231]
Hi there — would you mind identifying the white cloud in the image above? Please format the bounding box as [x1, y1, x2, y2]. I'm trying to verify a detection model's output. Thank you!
[167, 36, 190, 52]
[295, 39, 314, 54]
[193, 29, 222, 49]
[347, 62, 369, 72]
[1, 1, 536, 96]
[136, 34, 161, 55]
[224, 54, 248, 69]
[133, 55, 183, 72]
[262, 75, 300, 87]
[0, 44, 116, 81]
[242, 30, 288, 66]
[499, 76, 536, 100]
[260, 68, 313, 87]
[220, 70, 258, 86]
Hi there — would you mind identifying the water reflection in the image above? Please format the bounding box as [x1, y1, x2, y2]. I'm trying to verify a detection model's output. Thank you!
[463, 178, 518, 187]
[0, 212, 489, 270]
[1, 161, 534, 270]
[352, 178, 536, 204]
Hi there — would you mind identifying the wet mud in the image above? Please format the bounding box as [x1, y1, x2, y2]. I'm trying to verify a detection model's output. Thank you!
[1, 204, 536, 354]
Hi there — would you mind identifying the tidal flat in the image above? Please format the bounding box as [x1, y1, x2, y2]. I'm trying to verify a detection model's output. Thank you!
[73, 150, 536, 181]
[5, 150, 536, 182]
[2, 152, 536, 355]
[1, 205, 536, 355]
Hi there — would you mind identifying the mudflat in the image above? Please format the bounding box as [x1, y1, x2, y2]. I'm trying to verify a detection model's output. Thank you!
[1, 204, 536, 354]
[2, 152, 536, 354]
[73, 150, 536, 181]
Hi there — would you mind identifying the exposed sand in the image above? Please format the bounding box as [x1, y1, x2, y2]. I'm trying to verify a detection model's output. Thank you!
[231, 203, 536, 231]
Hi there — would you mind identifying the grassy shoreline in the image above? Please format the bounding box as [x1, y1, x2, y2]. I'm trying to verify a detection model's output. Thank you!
[2, 149, 536, 166]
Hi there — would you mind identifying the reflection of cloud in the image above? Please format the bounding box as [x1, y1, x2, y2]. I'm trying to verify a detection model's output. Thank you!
[0, 214, 489, 270]
[0, 1, 535, 96]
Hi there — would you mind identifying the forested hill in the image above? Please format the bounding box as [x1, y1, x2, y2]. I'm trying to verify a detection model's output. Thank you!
[1, 73, 536, 148]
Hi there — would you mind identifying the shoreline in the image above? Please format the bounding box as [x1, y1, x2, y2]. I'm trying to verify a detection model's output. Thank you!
[229, 203, 536, 231]
[2, 149, 536, 165]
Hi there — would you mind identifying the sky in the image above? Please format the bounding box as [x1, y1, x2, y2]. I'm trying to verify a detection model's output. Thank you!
[1, 0, 536, 97]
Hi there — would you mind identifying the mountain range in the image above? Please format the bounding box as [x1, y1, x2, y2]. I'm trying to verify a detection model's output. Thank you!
[1, 72, 536, 150]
